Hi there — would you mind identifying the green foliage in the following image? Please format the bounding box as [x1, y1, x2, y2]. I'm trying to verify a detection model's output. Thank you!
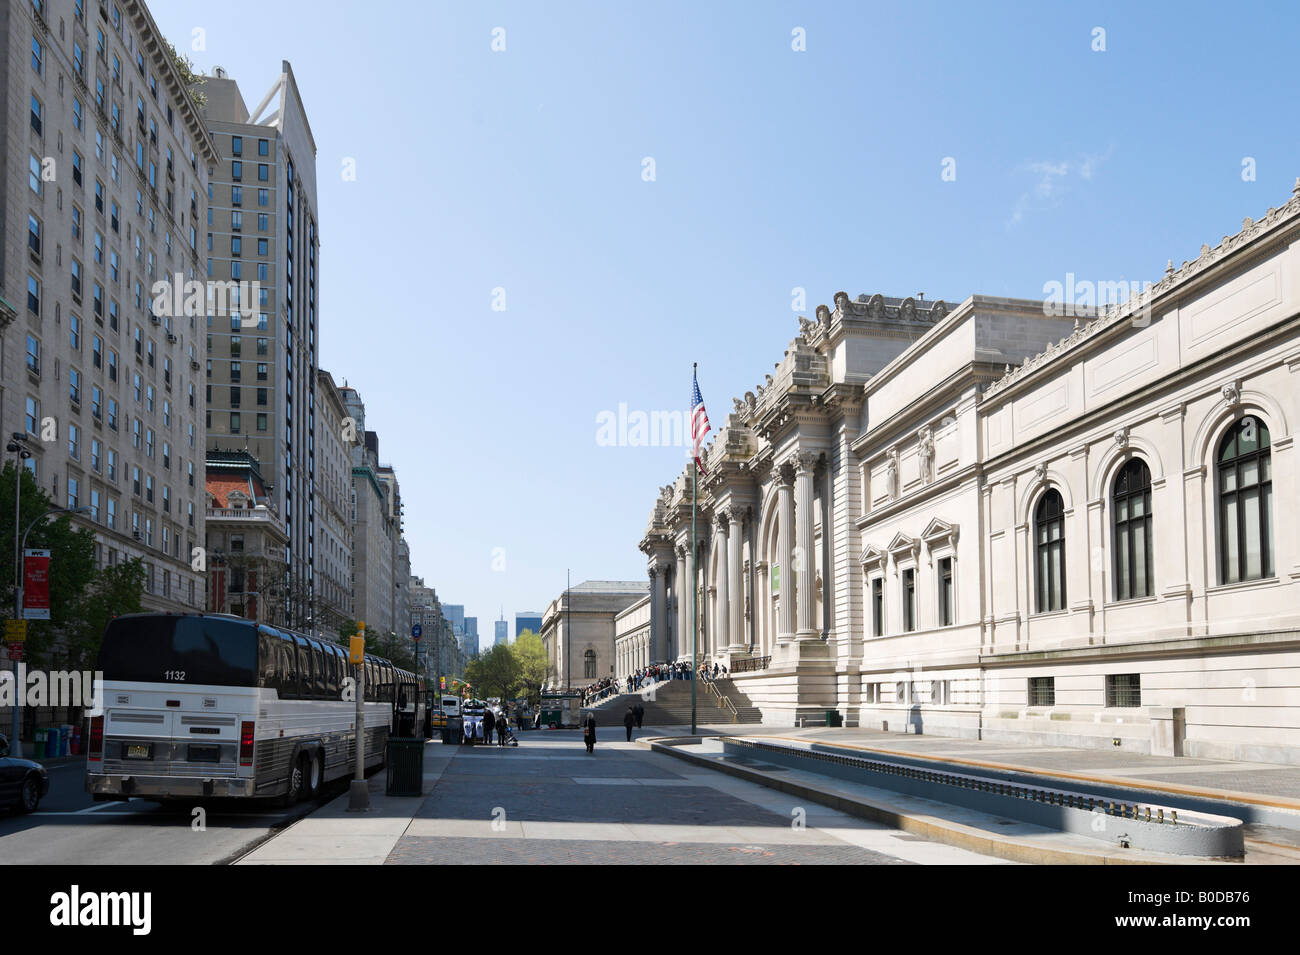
[464, 643, 521, 701]
[0, 465, 148, 671]
[165, 40, 207, 109]
[512, 630, 549, 703]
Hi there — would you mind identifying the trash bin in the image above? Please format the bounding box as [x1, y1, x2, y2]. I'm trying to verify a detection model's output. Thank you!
[442, 717, 463, 745]
[826, 709, 843, 727]
[385, 737, 424, 796]
[33, 728, 46, 760]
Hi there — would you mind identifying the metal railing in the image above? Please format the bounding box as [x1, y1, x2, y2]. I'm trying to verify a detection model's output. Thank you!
[725, 738, 1195, 827]
[732, 656, 771, 673]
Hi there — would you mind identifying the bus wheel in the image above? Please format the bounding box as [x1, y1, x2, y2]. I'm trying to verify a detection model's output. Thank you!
[304, 752, 322, 799]
[280, 755, 305, 807]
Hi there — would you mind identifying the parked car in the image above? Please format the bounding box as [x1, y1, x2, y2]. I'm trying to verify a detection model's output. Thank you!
[0, 734, 49, 813]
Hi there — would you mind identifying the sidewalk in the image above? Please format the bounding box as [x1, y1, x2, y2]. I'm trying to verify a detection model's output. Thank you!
[237, 745, 457, 864]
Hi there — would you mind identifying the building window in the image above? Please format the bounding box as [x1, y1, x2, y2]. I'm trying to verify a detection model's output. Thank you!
[1112, 459, 1153, 601]
[871, 577, 884, 636]
[937, 556, 954, 627]
[1218, 416, 1272, 584]
[583, 649, 597, 679]
[1105, 673, 1141, 708]
[1035, 489, 1067, 612]
[902, 568, 916, 632]
[1028, 676, 1055, 707]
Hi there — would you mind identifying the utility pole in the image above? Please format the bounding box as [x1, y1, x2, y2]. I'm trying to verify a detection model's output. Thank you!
[348, 621, 369, 811]
[565, 568, 571, 691]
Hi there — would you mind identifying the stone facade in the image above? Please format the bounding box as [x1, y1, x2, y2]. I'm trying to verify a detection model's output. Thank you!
[1, 0, 217, 611]
[540, 580, 648, 689]
[313, 368, 352, 629]
[639, 183, 1300, 764]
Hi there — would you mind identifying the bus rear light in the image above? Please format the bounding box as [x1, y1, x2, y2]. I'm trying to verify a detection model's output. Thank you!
[89, 716, 104, 761]
[239, 721, 255, 766]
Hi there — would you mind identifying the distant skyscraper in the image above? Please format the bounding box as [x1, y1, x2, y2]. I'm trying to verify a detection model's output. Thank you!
[444, 604, 465, 637]
[515, 612, 543, 637]
[464, 616, 478, 643]
[494, 618, 508, 647]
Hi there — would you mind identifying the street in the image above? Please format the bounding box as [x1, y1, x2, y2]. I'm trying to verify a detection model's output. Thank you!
[0, 756, 346, 865]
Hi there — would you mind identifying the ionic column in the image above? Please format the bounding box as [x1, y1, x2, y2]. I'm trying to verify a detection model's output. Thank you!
[675, 545, 689, 661]
[727, 510, 744, 652]
[777, 462, 796, 644]
[795, 450, 819, 640]
[715, 513, 730, 659]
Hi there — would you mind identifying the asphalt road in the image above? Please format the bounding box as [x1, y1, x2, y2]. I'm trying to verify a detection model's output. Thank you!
[0, 756, 349, 864]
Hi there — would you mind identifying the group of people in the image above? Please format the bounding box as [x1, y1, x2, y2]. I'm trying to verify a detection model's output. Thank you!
[580, 701, 646, 753]
[580, 676, 619, 707]
[698, 662, 728, 682]
[467, 705, 513, 746]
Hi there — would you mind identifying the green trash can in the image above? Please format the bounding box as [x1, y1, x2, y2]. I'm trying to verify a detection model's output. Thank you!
[385, 737, 425, 796]
[33, 728, 47, 759]
[826, 709, 843, 728]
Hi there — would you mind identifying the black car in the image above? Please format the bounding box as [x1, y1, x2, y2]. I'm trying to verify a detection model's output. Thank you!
[0, 734, 49, 813]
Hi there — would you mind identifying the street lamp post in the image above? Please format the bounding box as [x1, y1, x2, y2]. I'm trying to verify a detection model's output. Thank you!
[8, 503, 90, 756]
[6, 436, 32, 757]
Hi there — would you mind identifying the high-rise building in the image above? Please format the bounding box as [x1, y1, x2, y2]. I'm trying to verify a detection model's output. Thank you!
[197, 61, 319, 629]
[339, 385, 394, 635]
[462, 616, 478, 657]
[443, 603, 464, 637]
[1, 0, 217, 612]
[313, 369, 352, 631]
[515, 612, 542, 637]
[494, 615, 507, 646]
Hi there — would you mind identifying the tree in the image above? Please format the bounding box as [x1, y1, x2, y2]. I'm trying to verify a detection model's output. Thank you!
[0, 463, 96, 668]
[511, 630, 549, 704]
[464, 643, 521, 701]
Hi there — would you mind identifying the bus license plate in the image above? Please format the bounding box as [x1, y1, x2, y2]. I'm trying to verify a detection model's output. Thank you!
[125, 744, 153, 760]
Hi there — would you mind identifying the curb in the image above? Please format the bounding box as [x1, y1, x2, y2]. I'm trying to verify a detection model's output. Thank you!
[643, 738, 1213, 866]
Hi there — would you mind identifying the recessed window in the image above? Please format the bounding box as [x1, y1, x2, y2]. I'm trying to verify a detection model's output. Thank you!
[938, 556, 954, 626]
[1105, 673, 1141, 708]
[1218, 416, 1272, 584]
[1035, 489, 1067, 612]
[1112, 459, 1153, 601]
[1028, 676, 1055, 707]
[902, 568, 916, 632]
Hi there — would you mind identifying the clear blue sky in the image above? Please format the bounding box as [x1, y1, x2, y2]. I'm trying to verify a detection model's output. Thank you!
[152, 0, 1300, 631]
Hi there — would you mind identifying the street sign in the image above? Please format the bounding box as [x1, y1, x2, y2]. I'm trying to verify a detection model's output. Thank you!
[5, 620, 27, 643]
[8, 643, 23, 662]
[412, 624, 422, 640]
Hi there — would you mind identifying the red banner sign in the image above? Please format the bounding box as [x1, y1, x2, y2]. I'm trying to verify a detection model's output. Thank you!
[22, 549, 51, 620]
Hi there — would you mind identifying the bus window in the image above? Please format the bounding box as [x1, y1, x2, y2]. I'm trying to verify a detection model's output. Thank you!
[272, 631, 292, 698]
[326, 644, 343, 698]
[305, 640, 326, 698]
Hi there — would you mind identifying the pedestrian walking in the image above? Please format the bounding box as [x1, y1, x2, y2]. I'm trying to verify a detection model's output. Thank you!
[483, 706, 496, 744]
[584, 712, 597, 754]
[634, 702, 645, 729]
[623, 705, 635, 742]
[497, 711, 509, 746]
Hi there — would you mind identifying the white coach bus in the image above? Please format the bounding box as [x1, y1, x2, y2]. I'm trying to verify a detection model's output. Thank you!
[86, 613, 426, 804]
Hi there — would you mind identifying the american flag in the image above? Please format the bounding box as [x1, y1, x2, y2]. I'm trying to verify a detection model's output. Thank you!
[691, 369, 711, 474]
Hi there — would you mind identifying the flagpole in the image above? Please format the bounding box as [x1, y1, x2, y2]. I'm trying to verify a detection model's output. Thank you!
[691, 363, 698, 736]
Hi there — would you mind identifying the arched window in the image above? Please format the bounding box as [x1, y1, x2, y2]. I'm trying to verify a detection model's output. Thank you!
[1034, 489, 1066, 613]
[1218, 416, 1272, 583]
[583, 648, 597, 679]
[1112, 459, 1153, 601]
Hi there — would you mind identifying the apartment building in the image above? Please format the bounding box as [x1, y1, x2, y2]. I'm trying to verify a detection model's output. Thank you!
[1, 0, 218, 610]
[197, 60, 319, 629]
[314, 367, 353, 631]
